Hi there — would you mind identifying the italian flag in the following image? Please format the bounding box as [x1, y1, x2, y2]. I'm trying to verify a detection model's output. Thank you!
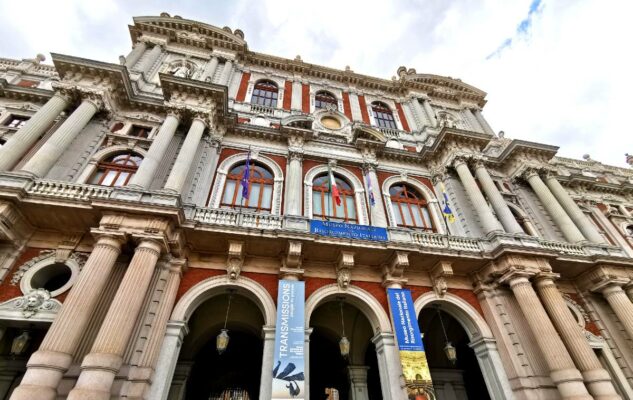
[328, 166, 342, 206]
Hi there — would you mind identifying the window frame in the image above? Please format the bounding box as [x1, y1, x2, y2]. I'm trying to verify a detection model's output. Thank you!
[371, 101, 397, 129]
[250, 80, 279, 108]
[4, 115, 29, 129]
[312, 173, 358, 223]
[389, 183, 435, 231]
[315, 90, 338, 110]
[220, 161, 275, 213]
[90, 152, 143, 187]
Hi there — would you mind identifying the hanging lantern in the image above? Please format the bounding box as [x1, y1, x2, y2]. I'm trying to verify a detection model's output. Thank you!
[443, 341, 457, 365]
[11, 331, 31, 356]
[339, 336, 350, 359]
[216, 328, 230, 355]
[216, 290, 235, 355]
[435, 305, 457, 364]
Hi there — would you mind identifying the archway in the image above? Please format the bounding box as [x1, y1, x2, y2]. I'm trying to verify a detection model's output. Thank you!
[413, 293, 513, 400]
[309, 299, 382, 400]
[154, 275, 277, 400]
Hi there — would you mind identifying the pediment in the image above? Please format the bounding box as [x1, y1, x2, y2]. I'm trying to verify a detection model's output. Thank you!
[353, 125, 387, 143]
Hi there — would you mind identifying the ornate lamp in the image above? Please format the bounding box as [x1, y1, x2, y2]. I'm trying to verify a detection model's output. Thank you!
[11, 330, 31, 356]
[217, 290, 235, 355]
[435, 305, 457, 365]
[339, 299, 350, 359]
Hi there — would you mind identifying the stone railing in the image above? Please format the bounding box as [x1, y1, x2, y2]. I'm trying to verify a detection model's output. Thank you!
[193, 207, 283, 230]
[379, 127, 402, 138]
[250, 103, 277, 116]
[411, 232, 483, 252]
[538, 239, 585, 256]
[27, 180, 112, 201]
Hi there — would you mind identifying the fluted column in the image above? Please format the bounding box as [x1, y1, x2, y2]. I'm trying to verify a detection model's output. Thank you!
[137, 44, 162, 77]
[163, 117, 206, 193]
[285, 150, 303, 216]
[219, 59, 233, 86]
[125, 42, 147, 69]
[626, 284, 633, 303]
[473, 109, 495, 136]
[67, 239, 162, 400]
[348, 366, 370, 400]
[200, 56, 219, 82]
[0, 93, 70, 171]
[454, 158, 504, 235]
[544, 175, 605, 244]
[20, 97, 99, 177]
[535, 275, 620, 399]
[10, 235, 122, 400]
[601, 284, 633, 341]
[504, 274, 591, 399]
[524, 169, 586, 243]
[364, 164, 388, 227]
[421, 99, 437, 127]
[259, 326, 276, 400]
[129, 113, 180, 189]
[125, 259, 185, 399]
[473, 162, 523, 234]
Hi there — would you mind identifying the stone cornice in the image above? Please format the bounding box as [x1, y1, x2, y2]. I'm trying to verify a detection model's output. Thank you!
[0, 78, 55, 104]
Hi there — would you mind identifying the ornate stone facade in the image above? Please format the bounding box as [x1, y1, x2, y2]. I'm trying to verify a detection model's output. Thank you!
[0, 13, 632, 400]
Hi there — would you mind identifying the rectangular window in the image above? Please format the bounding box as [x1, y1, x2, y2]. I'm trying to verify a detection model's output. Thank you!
[4, 115, 29, 129]
[128, 125, 150, 138]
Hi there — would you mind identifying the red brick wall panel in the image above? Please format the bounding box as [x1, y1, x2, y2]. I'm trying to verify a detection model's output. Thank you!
[0, 248, 47, 303]
[302, 84, 310, 113]
[342, 92, 353, 120]
[235, 72, 251, 102]
[358, 95, 370, 124]
[283, 80, 292, 110]
[395, 103, 411, 132]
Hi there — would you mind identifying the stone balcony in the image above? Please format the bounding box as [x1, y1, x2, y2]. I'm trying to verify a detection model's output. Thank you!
[0, 173, 628, 261]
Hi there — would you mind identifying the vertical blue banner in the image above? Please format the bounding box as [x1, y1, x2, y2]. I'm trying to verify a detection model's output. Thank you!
[387, 288, 436, 399]
[272, 280, 305, 400]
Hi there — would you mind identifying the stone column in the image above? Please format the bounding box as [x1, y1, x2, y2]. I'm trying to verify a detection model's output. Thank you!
[473, 109, 495, 136]
[453, 158, 504, 235]
[137, 44, 162, 77]
[219, 59, 233, 86]
[524, 169, 586, 243]
[285, 150, 303, 216]
[148, 322, 188, 400]
[601, 284, 633, 341]
[544, 175, 605, 244]
[125, 259, 185, 399]
[129, 113, 180, 189]
[0, 93, 70, 171]
[199, 56, 219, 82]
[364, 164, 388, 227]
[163, 117, 207, 193]
[372, 332, 408, 400]
[20, 97, 99, 177]
[10, 235, 122, 400]
[67, 239, 162, 400]
[259, 326, 276, 400]
[535, 275, 621, 399]
[503, 274, 591, 399]
[125, 42, 147, 69]
[421, 99, 437, 127]
[304, 328, 313, 400]
[348, 366, 370, 400]
[473, 162, 523, 234]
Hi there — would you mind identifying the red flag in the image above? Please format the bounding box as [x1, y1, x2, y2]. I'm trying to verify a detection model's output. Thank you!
[328, 166, 342, 206]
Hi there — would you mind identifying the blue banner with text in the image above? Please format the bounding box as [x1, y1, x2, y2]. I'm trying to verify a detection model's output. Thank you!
[387, 288, 424, 351]
[272, 280, 305, 400]
[310, 220, 388, 241]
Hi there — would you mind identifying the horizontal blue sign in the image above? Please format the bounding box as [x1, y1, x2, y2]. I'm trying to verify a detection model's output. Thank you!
[310, 220, 388, 241]
[387, 288, 425, 352]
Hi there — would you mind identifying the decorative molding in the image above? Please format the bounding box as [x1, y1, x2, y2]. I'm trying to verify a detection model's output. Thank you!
[226, 240, 244, 280]
[430, 260, 453, 298]
[336, 250, 355, 290]
[0, 289, 61, 318]
[381, 251, 409, 288]
[280, 240, 304, 280]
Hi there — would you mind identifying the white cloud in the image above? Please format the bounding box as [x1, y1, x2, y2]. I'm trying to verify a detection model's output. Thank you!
[1, 0, 631, 167]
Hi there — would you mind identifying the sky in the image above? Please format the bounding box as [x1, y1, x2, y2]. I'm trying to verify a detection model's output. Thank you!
[1, 0, 632, 168]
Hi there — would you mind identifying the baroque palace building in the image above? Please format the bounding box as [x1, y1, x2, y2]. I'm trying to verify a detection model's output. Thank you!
[1, 12, 633, 400]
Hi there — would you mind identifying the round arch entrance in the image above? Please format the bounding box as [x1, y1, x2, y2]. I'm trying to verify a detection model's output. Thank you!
[154, 275, 277, 400]
[414, 293, 513, 400]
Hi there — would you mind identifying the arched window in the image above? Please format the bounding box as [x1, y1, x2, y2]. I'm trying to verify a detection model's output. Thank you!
[389, 184, 434, 230]
[89, 153, 142, 187]
[626, 225, 633, 236]
[315, 91, 337, 109]
[251, 80, 278, 108]
[371, 101, 397, 129]
[312, 173, 357, 223]
[221, 162, 274, 212]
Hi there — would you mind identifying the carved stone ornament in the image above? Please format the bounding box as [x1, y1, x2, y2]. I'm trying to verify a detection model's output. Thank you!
[10, 250, 55, 285]
[336, 251, 355, 290]
[280, 240, 304, 279]
[430, 260, 454, 298]
[382, 251, 409, 287]
[11, 289, 58, 318]
[226, 240, 245, 280]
